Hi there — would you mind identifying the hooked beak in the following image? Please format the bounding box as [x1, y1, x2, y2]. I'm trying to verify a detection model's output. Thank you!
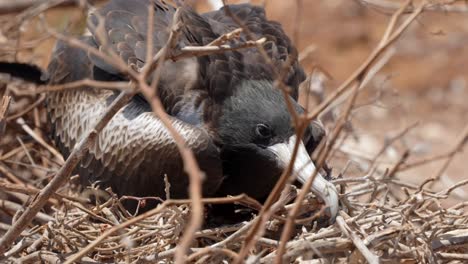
[268, 135, 339, 222]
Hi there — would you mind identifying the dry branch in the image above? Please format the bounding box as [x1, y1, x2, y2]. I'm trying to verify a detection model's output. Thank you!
[0, 95, 10, 136]
[336, 215, 380, 264]
[358, 0, 468, 13]
[0, 0, 467, 263]
[0, 91, 135, 255]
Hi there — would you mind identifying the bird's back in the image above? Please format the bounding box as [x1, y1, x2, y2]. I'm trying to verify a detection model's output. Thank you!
[46, 0, 307, 202]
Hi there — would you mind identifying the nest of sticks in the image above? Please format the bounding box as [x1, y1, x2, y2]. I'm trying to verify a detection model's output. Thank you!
[0, 167, 467, 263]
[0, 0, 468, 263]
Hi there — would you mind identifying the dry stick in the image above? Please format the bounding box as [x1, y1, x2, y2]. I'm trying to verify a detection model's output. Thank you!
[367, 150, 410, 204]
[401, 147, 466, 171]
[386, 150, 410, 179]
[261, 238, 354, 263]
[221, 4, 311, 261]
[10, 79, 130, 96]
[336, 215, 380, 264]
[11, 251, 62, 264]
[6, 94, 44, 121]
[210, 222, 254, 248]
[273, 1, 426, 261]
[275, 83, 361, 264]
[366, 121, 419, 173]
[428, 123, 468, 188]
[359, 0, 468, 13]
[64, 195, 258, 264]
[0, 91, 134, 256]
[265, 213, 404, 262]
[3, 11, 180, 261]
[63, 205, 170, 264]
[0, 0, 101, 15]
[138, 8, 203, 264]
[0, 163, 25, 185]
[304, 0, 426, 123]
[150, 8, 199, 263]
[438, 252, 468, 261]
[0, 180, 84, 203]
[16, 136, 35, 167]
[0, 199, 54, 223]
[0, 95, 10, 136]
[43, 9, 266, 262]
[3, 0, 71, 31]
[170, 38, 267, 62]
[327, 46, 395, 117]
[48, 8, 205, 262]
[141, 32, 263, 77]
[207, 27, 242, 46]
[438, 179, 468, 197]
[0, 34, 51, 52]
[220, 0, 301, 125]
[92, 6, 213, 263]
[234, 124, 307, 263]
[16, 117, 63, 162]
[141, 8, 180, 83]
[186, 247, 239, 262]
[42, 19, 138, 83]
[0, 143, 34, 161]
[236, 4, 418, 254]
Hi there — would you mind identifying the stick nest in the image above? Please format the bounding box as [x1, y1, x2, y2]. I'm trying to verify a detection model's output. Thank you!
[2, 172, 468, 263]
[1, 0, 468, 263]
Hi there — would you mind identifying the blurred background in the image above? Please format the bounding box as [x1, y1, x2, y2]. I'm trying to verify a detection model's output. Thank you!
[1, 0, 467, 205]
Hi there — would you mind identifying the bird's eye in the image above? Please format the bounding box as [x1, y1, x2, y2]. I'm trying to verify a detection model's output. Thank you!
[255, 124, 272, 139]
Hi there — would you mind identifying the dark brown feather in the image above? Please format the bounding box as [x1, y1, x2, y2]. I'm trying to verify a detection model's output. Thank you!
[46, 0, 308, 200]
[47, 37, 223, 199]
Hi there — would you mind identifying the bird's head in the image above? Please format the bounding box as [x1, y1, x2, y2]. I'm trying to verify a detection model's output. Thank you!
[214, 80, 339, 221]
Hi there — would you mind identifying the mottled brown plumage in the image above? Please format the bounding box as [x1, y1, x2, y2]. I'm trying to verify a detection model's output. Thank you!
[47, 37, 223, 198]
[45, 0, 335, 209]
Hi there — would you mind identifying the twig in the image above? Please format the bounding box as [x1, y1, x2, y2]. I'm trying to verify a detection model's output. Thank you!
[0, 199, 54, 223]
[9, 80, 130, 96]
[275, 82, 360, 264]
[0, 0, 100, 15]
[336, 215, 380, 264]
[63, 195, 257, 263]
[305, 0, 426, 123]
[16, 117, 63, 162]
[207, 28, 242, 46]
[0, 95, 10, 136]
[0, 91, 134, 255]
[6, 94, 44, 121]
[0, 179, 83, 203]
[358, 0, 468, 13]
[170, 38, 266, 62]
[429, 123, 468, 187]
[223, 3, 311, 260]
[366, 121, 419, 172]
[3, 0, 72, 31]
[0, 162, 26, 184]
[11, 250, 61, 263]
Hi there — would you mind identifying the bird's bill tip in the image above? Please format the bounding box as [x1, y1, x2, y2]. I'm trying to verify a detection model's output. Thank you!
[267, 135, 339, 222]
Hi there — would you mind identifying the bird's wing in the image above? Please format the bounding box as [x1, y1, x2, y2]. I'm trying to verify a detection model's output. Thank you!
[88, 0, 305, 104]
[88, 0, 227, 110]
[47, 37, 223, 199]
[202, 4, 306, 99]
